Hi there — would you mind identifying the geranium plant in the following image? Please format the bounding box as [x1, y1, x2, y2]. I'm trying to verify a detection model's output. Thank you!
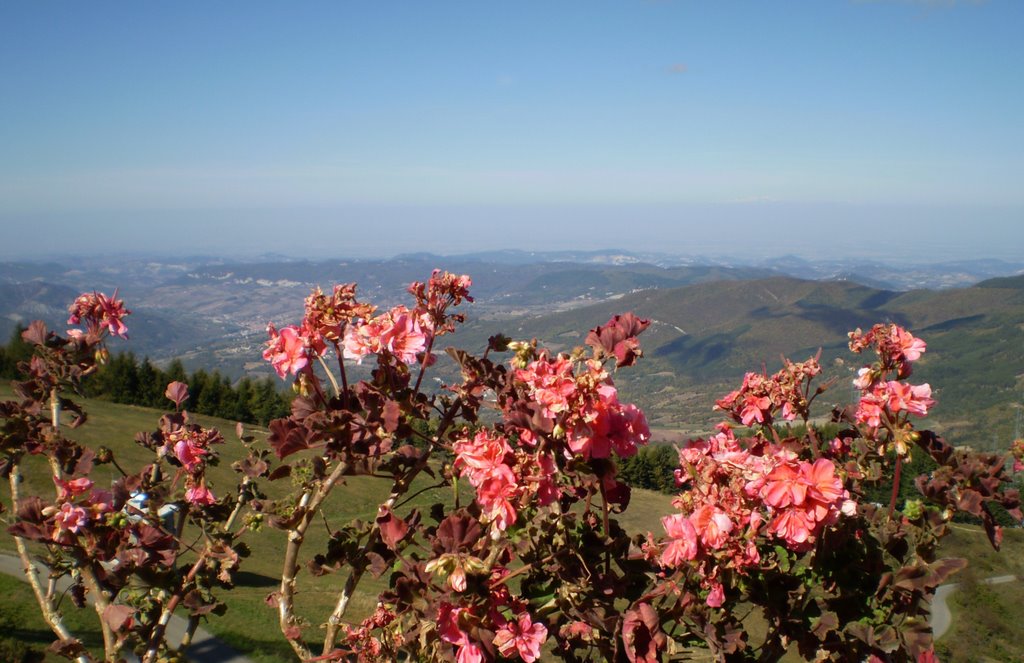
[1, 274, 1020, 663]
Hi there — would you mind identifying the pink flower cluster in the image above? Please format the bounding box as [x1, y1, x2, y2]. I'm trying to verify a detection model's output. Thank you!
[855, 380, 935, 429]
[337, 605, 397, 662]
[758, 456, 851, 549]
[438, 585, 547, 663]
[849, 324, 934, 443]
[1011, 438, 1024, 474]
[659, 424, 853, 604]
[263, 324, 310, 379]
[494, 612, 548, 663]
[162, 423, 222, 505]
[263, 273, 472, 377]
[303, 283, 376, 344]
[45, 477, 114, 544]
[849, 323, 927, 378]
[67, 291, 130, 339]
[344, 305, 431, 365]
[408, 269, 474, 334]
[263, 283, 379, 379]
[714, 357, 821, 427]
[514, 354, 651, 460]
[453, 429, 558, 534]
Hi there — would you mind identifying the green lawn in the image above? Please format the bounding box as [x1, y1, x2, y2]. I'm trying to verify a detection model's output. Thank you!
[2, 385, 1022, 662]
[0, 572, 103, 662]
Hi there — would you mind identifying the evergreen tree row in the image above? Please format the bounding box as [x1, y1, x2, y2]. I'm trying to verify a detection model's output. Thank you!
[0, 326, 290, 426]
[0, 325, 33, 380]
[618, 444, 679, 494]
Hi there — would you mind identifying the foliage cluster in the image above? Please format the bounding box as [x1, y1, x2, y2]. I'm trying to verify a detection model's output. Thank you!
[1, 278, 1022, 663]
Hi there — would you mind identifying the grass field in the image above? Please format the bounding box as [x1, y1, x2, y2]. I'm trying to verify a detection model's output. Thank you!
[1, 385, 1021, 662]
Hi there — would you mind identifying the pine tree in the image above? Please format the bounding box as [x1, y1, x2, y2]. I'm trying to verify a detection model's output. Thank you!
[137, 358, 164, 407]
[0, 325, 33, 378]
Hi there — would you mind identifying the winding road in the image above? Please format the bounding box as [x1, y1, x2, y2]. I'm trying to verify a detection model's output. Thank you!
[930, 574, 1019, 640]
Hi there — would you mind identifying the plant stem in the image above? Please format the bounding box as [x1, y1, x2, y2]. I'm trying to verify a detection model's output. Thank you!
[8, 465, 89, 663]
[322, 398, 462, 654]
[179, 616, 200, 651]
[316, 355, 341, 398]
[322, 473, 414, 653]
[323, 567, 364, 653]
[599, 479, 612, 574]
[888, 453, 904, 518]
[331, 339, 350, 408]
[49, 387, 64, 479]
[79, 564, 116, 661]
[143, 550, 209, 663]
[412, 334, 437, 395]
[278, 459, 350, 660]
[222, 477, 251, 533]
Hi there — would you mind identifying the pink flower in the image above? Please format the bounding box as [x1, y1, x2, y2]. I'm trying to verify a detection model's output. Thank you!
[855, 387, 887, 429]
[568, 384, 650, 460]
[526, 451, 560, 507]
[763, 458, 849, 550]
[739, 394, 772, 426]
[761, 463, 808, 509]
[342, 317, 382, 363]
[660, 514, 699, 567]
[53, 502, 89, 540]
[67, 291, 130, 338]
[885, 380, 935, 417]
[54, 476, 94, 501]
[453, 430, 512, 487]
[380, 307, 429, 363]
[457, 643, 483, 663]
[705, 582, 725, 608]
[494, 612, 548, 663]
[892, 326, 927, 363]
[515, 354, 576, 418]
[689, 505, 734, 550]
[342, 306, 429, 365]
[174, 438, 208, 473]
[607, 400, 650, 458]
[800, 458, 845, 505]
[185, 484, 216, 506]
[437, 603, 466, 646]
[262, 324, 309, 378]
[438, 603, 483, 663]
[477, 468, 519, 532]
[768, 508, 815, 548]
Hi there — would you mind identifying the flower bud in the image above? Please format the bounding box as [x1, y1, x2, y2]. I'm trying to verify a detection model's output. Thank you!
[903, 499, 923, 520]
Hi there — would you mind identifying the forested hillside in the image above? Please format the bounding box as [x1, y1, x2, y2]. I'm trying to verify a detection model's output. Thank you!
[454, 275, 1024, 450]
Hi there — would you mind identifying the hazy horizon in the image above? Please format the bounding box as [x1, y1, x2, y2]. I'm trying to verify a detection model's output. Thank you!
[2, 2, 1022, 263]
[3, 205, 1022, 265]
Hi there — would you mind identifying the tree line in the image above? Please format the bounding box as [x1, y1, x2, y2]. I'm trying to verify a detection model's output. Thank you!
[0, 326, 290, 426]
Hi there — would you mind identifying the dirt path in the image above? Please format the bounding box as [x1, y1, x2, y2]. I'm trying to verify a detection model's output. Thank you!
[931, 574, 1019, 640]
[0, 552, 253, 663]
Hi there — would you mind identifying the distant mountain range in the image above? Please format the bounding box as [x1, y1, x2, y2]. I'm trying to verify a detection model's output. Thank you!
[1, 252, 1022, 451]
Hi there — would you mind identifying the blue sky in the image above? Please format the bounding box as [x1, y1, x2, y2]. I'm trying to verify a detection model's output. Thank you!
[1, 1, 1022, 260]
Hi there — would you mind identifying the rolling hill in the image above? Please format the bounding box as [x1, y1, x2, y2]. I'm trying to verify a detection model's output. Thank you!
[453, 275, 1024, 449]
